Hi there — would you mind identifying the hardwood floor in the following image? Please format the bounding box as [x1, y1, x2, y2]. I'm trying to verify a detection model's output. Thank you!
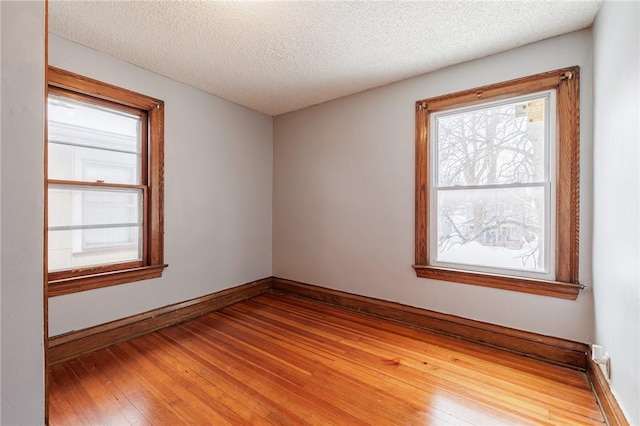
[49, 293, 604, 425]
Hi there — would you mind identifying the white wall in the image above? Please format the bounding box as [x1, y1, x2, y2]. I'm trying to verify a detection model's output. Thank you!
[592, 1, 640, 423]
[48, 35, 273, 336]
[274, 30, 595, 342]
[1, 1, 46, 424]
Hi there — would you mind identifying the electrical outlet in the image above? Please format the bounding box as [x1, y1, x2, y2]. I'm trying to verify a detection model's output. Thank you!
[592, 344, 604, 360]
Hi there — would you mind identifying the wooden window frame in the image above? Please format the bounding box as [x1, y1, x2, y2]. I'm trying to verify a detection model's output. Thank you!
[414, 67, 582, 300]
[47, 67, 166, 297]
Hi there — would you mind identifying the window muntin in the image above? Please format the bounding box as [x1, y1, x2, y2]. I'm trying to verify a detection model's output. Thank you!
[430, 92, 556, 280]
[47, 66, 166, 296]
[413, 67, 581, 299]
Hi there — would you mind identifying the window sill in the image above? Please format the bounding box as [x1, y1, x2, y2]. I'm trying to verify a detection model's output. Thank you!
[48, 264, 168, 297]
[412, 265, 582, 300]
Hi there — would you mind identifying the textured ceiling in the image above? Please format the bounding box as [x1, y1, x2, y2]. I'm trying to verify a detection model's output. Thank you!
[49, 1, 601, 116]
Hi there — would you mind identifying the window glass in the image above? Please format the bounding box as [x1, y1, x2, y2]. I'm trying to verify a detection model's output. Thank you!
[430, 93, 554, 279]
[436, 97, 547, 186]
[48, 94, 141, 185]
[48, 186, 143, 271]
[435, 186, 546, 272]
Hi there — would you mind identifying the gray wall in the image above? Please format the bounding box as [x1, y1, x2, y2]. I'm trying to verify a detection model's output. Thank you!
[48, 35, 274, 335]
[1, 1, 46, 424]
[273, 29, 595, 342]
[3, 2, 638, 423]
[592, 1, 639, 423]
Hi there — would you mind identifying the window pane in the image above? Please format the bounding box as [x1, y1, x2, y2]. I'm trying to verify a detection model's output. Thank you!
[436, 97, 547, 186]
[48, 185, 142, 272]
[48, 186, 142, 228]
[48, 94, 141, 184]
[48, 143, 139, 184]
[48, 226, 141, 272]
[434, 186, 547, 273]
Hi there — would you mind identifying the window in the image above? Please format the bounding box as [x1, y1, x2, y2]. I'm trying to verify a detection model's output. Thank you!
[47, 67, 166, 296]
[414, 67, 581, 299]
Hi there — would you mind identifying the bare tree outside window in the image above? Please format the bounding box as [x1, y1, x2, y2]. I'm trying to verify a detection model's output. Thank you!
[414, 67, 580, 298]
[432, 95, 552, 275]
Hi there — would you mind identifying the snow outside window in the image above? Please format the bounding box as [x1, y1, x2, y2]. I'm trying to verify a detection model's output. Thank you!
[429, 91, 556, 281]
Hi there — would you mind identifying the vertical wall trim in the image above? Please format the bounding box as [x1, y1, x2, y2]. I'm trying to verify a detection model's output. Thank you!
[43, 0, 50, 423]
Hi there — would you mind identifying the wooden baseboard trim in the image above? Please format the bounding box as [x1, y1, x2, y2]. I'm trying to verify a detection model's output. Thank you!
[272, 277, 588, 370]
[49, 275, 590, 372]
[46, 274, 627, 423]
[48, 277, 273, 365]
[587, 351, 630, 426]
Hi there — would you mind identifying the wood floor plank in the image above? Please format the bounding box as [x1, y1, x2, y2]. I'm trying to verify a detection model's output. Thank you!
[56, 363, 108, 425]
[178, 319, 367, 425]
[257, 293, 588, 381]
[222, 300, 529, 424]
[108, 342, 235, 425]
[156, 327, 310, 425]
[235, 295, 601, 423]
[143, 332, 282, 425]
[91, 348, 194, 425]
[48, 365, 88, 426]
[258, 294, 588, 386]
[49, 293, 605, 425]
[321, 326, 598, 421]
[68, 357, 147, 426]
[125, 337, 250, 425]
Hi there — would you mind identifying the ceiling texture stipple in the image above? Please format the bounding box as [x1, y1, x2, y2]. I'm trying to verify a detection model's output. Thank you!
[49, 1, 601, 116]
